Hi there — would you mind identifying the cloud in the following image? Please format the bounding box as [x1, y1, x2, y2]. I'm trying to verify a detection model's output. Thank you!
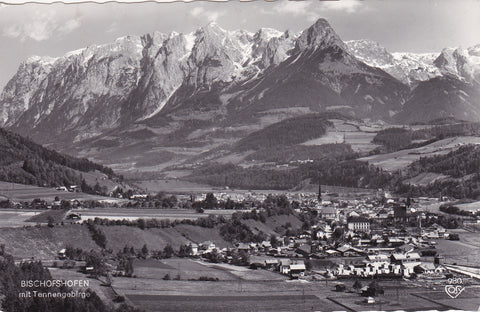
[2, 11, 81, 42]
[319, 0, 362, 14]
[190, 7, 225, 22]
[264, 0, 363, 21]
[272, 1, 312, 16]
[106, 22, 119, 34]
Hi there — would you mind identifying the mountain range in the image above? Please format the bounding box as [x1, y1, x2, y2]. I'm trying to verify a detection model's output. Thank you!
[0, 18, 479, 174]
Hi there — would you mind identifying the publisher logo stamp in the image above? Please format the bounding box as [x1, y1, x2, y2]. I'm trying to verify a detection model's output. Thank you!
[445, 278, 465, 299]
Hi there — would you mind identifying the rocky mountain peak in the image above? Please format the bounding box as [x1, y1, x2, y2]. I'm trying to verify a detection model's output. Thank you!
[295, 18, 346, 52]
[1, 18, 479, 150]
[434, 47, 478, 82]
[346, 39, 394, 67]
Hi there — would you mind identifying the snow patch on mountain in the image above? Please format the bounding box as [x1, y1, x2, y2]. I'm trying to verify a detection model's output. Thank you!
[347, 39, 480, 85]
[346, 39, 441, 85]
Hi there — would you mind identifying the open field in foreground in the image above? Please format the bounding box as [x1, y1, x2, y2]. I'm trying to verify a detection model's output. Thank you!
[126, 294, 331, 312]
[0, 181, 120, 202]
[132, 259, 287, 282]
[0, 209, 42, 228]
[113, 272, 480, 312]
[112, 258, 480, 311]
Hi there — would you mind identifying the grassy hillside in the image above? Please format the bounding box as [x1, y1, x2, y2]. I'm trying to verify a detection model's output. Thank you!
[235, 113, 348, 152]
[174, 224, 233, 248]
[26, 209, 68, 223]
[0, 224, 100, 259]
[244, 144, 354, 163]
[188, 157, 392, 191]
[404, 144, 480, 199]
[101, 225, 192, 252]
[0, 211, 306, 259]
[372, 122, 480, 153]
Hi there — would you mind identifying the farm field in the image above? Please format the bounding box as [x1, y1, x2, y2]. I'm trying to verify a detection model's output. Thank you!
[130, 258, 287, 282]
[116, 278, 343, 312]
[126, 294, 334, 312]
[0, 181, 120, 203]
[435, 231, 480, 267]
[301, 119, 380, 153]
[359, 136, 480, 171]
[326, 286, 477, 312]
[455, 201, 480, 213]
[113, 268, 474, 312]
[0, 209, 42, 228]
[70, 208, 236, 222]
[402, 172, 448, 187]
[134, 179, 220, 193]
[413, 287, 480, 311]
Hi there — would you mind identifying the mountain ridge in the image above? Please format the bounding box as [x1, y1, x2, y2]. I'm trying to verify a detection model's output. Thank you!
[0, 18, 479, 174]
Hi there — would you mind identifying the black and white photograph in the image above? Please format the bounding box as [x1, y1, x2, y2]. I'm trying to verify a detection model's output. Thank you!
[0, 0, 479, 311]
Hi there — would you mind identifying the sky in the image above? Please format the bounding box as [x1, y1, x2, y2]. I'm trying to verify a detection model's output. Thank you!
[0, 0, 479, 89]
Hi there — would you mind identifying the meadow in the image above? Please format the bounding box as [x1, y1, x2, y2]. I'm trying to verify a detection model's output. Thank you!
[359, 136, 480, 172]
[0, 209, 42, 228]
[0, 181, 120, 202]
[110, 262, 476, 312]
[70, 208, 237, 222]
[301, 119, 381, 153]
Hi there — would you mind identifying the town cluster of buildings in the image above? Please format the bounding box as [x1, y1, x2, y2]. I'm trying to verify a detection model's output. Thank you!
[183, 193, 463, 279]
[186, 219, 451, 279]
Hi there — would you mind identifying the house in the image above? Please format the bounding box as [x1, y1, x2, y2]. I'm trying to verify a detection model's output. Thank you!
[280, 259, 292, 275]
[249, 255, 268, 268]
[69, 185, 79, 192]
[259, 241, 272, 251]
[396, 244, 415, 254]
[390, 252, 421, 265]
[58, 249, 66, 260]
[375, 209, 390, 221]
[66, 213, 81, 220]
[279, 259, 306, 277]
[237, 243, 250, 253]
[320, 207, 337, 221]
[414, 263, 448, 276]
[315, 224, 333, 239]
[364, 254, 390, 275]
[390, 253, 421, 277]
[336, 244, 364, 257]
[201, 241, 216, 253]
[265, 259, 279, 269]
[366, 254, 389, 263]
[130, 194, 148, 200]
[421, 224, 446, 238]
[325, 249, 340, 257]
[387, 237, 405, 247]
[347, 216, 371, 232]
[296, 244, 312, 257]
[289, 262, 306, 278]
[190, 243, 199, 256]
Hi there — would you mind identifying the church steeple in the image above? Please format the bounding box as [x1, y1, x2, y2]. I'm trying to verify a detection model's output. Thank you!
[318, 183, 322, 202]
